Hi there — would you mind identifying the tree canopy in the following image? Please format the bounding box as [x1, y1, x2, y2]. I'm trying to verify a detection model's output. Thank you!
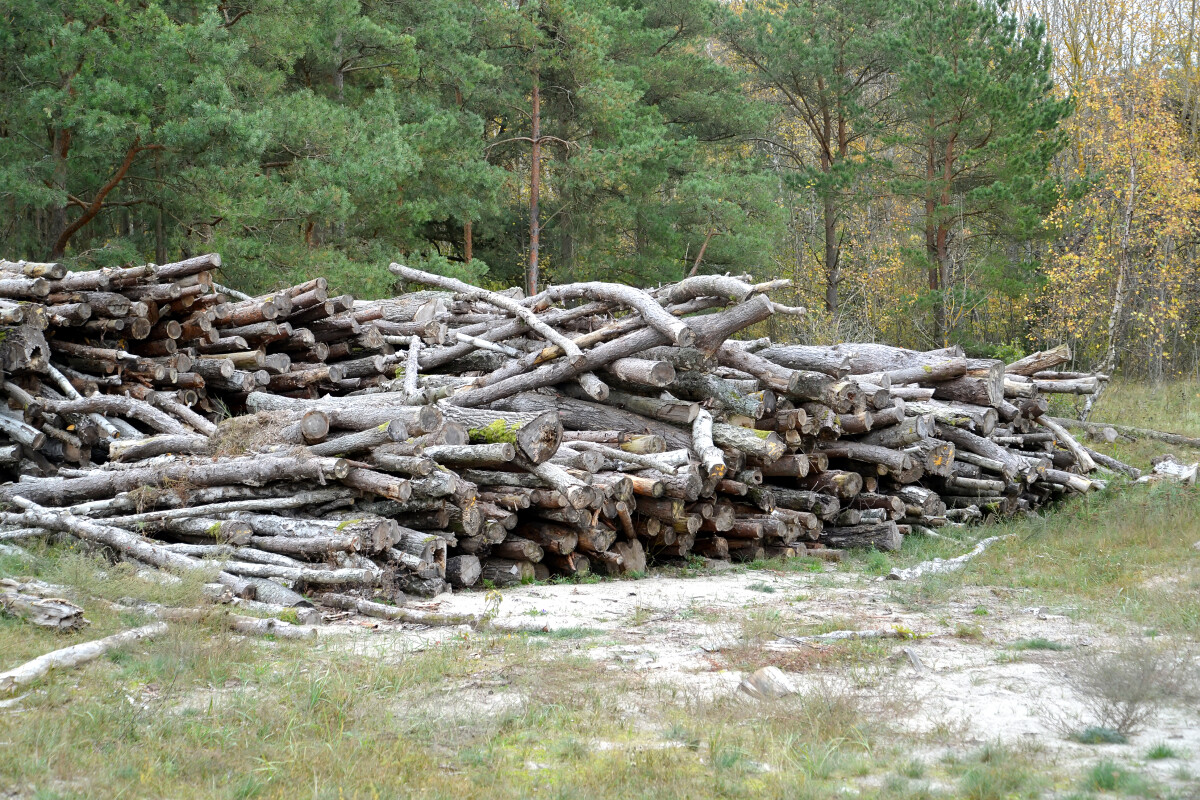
[2, 0, 1198, 375]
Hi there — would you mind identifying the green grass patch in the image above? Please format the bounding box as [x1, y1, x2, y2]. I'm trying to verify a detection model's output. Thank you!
[746, 555, 825, 573]
[521, 626, 604, 640]
[1146, 743, 1179, 760]
[954, 623, 985, 640]
[952, 742, 1046, 800]
[1082, 759, 1155, 795]
[1011, 637, 1070, 651]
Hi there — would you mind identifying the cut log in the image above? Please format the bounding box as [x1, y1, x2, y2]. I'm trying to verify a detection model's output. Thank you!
[0, 581, 87, 631]
[820, 521, 902, 551]
[437, 406, 562, 465]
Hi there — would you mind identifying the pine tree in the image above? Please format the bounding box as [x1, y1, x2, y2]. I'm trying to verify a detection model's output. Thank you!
[888, 0, 1071, 342]
[723, 0, 899, 330]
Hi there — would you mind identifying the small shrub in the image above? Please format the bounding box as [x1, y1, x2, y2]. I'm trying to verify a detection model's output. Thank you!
[865, 550, 892, 575]
[663, 723, 700, 749]
[712, 745, 749, 771]
[1061, 642, 1198, 735]
[1071, 727, 1128, 745]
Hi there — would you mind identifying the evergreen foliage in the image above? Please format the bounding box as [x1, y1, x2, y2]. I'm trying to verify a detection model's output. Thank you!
[2, 0, 1196, 376]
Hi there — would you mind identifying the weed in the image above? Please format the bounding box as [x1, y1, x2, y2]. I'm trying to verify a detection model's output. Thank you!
[662, 724, 699, 749]
[711, 744, 750, 772]
[899, 758, 926, 779]
[629, 605, 655, 625]
[1012, 637, 1069, 651]
[746, 581, 776, 593]
[521, 627, 603, 640]
[954, 742, 1044, 800]
[865, 550, 892, 575]
[972, 605, 989, 616]
[955, 623, 984, 640]
[1146, 743, 1179, 760]
[1082, 760, 1154, 795]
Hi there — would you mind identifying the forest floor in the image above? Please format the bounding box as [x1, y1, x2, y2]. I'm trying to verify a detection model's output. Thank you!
[1, 381, 1199, 799]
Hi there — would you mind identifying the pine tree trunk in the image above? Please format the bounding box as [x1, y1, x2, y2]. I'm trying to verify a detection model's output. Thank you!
[528, 76, 541, 296]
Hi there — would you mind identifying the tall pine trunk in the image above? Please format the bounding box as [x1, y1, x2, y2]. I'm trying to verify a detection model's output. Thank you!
[924, 130, 942, 339]
[823, 191, 840, 328]
[48, 128, 70, 260]
[528, 76, 541, 296]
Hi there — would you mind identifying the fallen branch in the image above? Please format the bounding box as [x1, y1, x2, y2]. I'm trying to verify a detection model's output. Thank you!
[0, 621, 167, 694]
[886, 534, 1014, 581]
[1050, 417, 1200, 451]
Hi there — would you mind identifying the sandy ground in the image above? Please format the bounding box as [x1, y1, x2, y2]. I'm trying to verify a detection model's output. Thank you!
[314, 562, 1200, 792]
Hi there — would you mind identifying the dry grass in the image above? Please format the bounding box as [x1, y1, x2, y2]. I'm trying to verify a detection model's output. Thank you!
[3, 380, 1200, 798]
[1051, 379, 1200, 468]
[209, 411, 295, 457]
[0, 548, 919, 799]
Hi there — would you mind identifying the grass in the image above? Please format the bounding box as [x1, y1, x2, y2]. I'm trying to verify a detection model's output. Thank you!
[0, 614, 906, 799]
[1146, 743, 1180, 760]
[948, 742, 1047, 800]
[521, 626, 604, 639]
[3, 380, 1200, 797]
[883, 482, 1200, 637]
[746, 555, 826, 573]
[1053, 378, 1200, 468]
[1081, 759, 1156, 795]
[1012, 638, 1070, 651]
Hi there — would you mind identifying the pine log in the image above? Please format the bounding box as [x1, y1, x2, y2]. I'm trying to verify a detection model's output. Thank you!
[1005, 344, 1071, 376]
[0, 582, 86, 631]
[1034, 416, 1096, 472]
[480, 558, 535, 587]
[0, 454, 349, 505]
[933, 423, 1022, 480]
[389, 264, 585, 365]
[667, 369, 767, 418]
[856, 414, 935, 448]
[1050, 417, 1200, 451]
[446, 294, 774, 407]
[820, 521, 902, 551]
[436, 406, 561, 464]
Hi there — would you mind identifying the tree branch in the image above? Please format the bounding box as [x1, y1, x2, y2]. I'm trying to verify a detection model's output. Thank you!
[52, 137, 163, 258]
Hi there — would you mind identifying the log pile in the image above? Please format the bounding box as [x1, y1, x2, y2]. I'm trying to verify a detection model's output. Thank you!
[0, 255, 1112, 608]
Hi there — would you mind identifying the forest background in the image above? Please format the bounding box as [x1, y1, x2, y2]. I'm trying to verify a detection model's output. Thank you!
[1, 0, 1197, 378]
